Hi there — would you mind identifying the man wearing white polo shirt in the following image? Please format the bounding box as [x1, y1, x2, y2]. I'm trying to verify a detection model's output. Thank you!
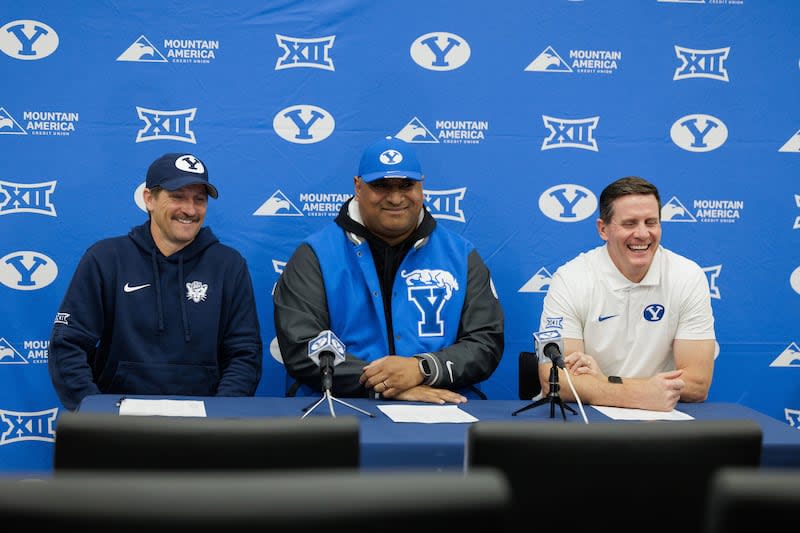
[539, 176, 715, 411]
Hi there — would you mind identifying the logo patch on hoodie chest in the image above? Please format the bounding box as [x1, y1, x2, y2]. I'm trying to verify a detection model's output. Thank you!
[185, 281, 208, 303]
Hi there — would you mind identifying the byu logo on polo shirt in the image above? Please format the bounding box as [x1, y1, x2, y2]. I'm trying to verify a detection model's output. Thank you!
[402, 269, 459, 337]
[410, 32, 471, 71]
[0, 20, 59, 60]
[643, 304, 665, 322]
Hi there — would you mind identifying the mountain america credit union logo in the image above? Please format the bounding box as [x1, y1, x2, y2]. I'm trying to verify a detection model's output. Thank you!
[670, 114, 728, 152]
[273, 105, 335, 144]
[410, 32, 471, 71]
[538, 184, 598, 222]
[0, 20, 59, 60]
[136, 107, 197, 143]
[0, 251, 58, 290]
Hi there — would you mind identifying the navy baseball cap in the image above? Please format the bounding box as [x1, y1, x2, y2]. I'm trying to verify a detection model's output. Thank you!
[357, 136, 423, 183]
[146, 153, 219, 199]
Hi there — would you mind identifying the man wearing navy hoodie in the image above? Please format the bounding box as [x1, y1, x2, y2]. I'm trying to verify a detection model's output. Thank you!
[48, 153, 263, 410]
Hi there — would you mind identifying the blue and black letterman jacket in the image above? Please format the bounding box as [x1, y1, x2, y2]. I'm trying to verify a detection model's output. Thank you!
[273, 198, 504, 397]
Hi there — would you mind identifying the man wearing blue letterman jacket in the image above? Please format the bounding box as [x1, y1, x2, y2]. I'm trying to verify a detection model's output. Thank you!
[49, 153, 263, 410]
[273, 137, 503, 403]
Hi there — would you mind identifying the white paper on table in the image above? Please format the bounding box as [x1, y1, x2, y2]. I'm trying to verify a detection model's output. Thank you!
[591, 405, 694, 421]
[118, 399, 207, 417]
[377, 404, 478, 423]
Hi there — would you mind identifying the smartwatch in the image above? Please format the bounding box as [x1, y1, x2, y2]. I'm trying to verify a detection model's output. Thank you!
[417, 357, 432, 379]
[608, 375, 623, 384]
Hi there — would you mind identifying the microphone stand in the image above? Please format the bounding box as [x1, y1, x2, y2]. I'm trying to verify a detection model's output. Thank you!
[301, 389, 375, 418]
[512, 363, 577, 420]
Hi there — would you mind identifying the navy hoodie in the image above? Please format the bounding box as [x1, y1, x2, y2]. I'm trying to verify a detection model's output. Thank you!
[49, 222, 263, 410]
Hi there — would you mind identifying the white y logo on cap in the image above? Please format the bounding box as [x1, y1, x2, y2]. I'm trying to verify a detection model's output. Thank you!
[175, 155, 204, 174]
[379, 149, 403, 165]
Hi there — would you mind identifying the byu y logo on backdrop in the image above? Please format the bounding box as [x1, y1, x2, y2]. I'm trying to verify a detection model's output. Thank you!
[273, 105, 335, 144]
[0, 20, 59, 60]
[790, 265, 800, 296]
[0, 251, 58, 290]
[538, 184, 597, 222]
[136, 107, 197, 143]
[275, 34, 335, 70]
[541, 115, 599, 151]
[424, 188, 466, 222]
[0, 180, 56, 216]
[410, 32, 470, 71]
[670, 114, 727, 152]
[673, 45, 730, 81]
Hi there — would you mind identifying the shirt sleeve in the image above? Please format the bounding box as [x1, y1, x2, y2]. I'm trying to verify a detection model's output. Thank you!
[48, 250, 104, 410]
[215, 258, 264, 397]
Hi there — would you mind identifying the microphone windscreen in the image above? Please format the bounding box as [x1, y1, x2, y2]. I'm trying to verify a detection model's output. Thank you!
[307, 330, 346, 367]
[532, 329, 565, 366]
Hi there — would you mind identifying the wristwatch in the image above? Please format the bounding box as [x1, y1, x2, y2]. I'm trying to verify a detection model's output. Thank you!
[608, 375, 623, 384]
[417, 357, 432, 379]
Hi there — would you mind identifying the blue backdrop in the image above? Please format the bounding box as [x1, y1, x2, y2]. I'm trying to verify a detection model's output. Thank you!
[1, 0, 798, 474]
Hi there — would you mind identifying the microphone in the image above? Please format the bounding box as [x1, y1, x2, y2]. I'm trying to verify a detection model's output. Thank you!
[308, 330, 346, 392]
[533, 329, 565, 369]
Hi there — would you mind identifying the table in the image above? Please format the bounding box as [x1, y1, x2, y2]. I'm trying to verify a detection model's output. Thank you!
[78, 395, 800, 469]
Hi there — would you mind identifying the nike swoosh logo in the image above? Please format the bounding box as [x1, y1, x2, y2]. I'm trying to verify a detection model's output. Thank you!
[598, 314, 619, 322]
[123, 283, 151, 293]
[446, 360, 455, 382]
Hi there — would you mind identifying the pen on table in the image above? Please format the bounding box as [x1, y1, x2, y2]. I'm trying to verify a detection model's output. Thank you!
[115, 396, 127, 407]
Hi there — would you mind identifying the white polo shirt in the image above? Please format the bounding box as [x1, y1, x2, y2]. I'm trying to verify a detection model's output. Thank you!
[540, 245, 715, 378]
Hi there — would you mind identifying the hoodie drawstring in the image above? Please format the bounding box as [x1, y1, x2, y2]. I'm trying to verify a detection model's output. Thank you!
[178, 255, 191, 342]
[151, 250, 164, 333]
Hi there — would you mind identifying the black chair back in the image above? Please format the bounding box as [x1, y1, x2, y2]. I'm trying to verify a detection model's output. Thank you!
[705, 466, 800, 533]
[0, 469, 511, 531]
[54, 411, 359, 470]
[466, 419, 763, 533]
